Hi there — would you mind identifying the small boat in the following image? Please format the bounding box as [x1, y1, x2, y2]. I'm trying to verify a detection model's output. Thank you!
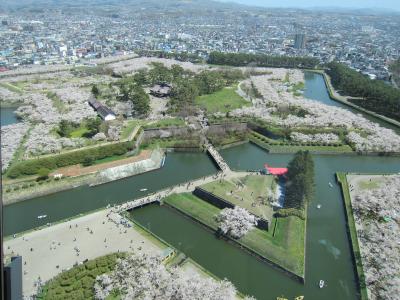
[161, 156, 166, 167]
[140, 188, 148, 192]
[319, 280, 325, 288]
[328, 182, 333, 188]
[37, 215, 47, 219]
[317, 204, 321, 209]
[295, 296, 304, 300]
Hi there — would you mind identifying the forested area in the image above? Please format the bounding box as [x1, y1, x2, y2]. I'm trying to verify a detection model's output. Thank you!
[326, 62, 400, 122]
[389, 59, 400, 86]
[207, 52, 320, 69]
[284, 151, 314, 209]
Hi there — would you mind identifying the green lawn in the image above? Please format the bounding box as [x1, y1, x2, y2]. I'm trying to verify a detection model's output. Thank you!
[164, 193, 220, 229]
[143, 118, 186, 129]
[200, 175, 275, 221]
[70, 127, 90, 138]
[336, 173, 368, 300]
[195, 87, 251, 113]
[0, 82, 24, 94]
[240, 215, 305, 276]
[164, 192, 305, 277]
[121, 120, 142, 140]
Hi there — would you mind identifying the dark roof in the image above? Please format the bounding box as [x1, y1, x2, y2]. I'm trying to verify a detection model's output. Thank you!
[88, 99, 115, 118]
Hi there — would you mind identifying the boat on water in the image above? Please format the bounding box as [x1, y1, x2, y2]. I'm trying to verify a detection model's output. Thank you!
[328, 182, 333, 187]
[140, 188, 148, 192]
[276, 297, 288, 300]
[37, 215, 47, 219]
[317, 204, 321, 209]
[295, 296, 304, 300]
[319, 280, 325, 288]
[161, 156, 166, 167]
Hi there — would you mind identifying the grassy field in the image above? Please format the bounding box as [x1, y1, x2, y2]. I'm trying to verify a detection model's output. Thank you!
[0, 82, 24, 94]
[195, 87, 251, 113]
[164, 193, 305, 277]
[143, 118, 186, 129]
[120, 120, 142, 140]
[69, 126, 90, 138]
[336, 173, 368, 300]
[37, 253, 126, 300]
[240, 215, 305, 276]
[200, 175, 275, 221]
[164, 193, 220, 229]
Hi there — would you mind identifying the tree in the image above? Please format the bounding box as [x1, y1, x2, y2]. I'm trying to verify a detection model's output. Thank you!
[285, 151, 315, 209]
[93, 252, 249, 300]
[91, 85, 100, 97]
[215, 207, 258, 239]
[169, 79, 199, 116]
[85, 118, 102, 137]
[57, 120, 78, 137]
[37, 167, 50, 181]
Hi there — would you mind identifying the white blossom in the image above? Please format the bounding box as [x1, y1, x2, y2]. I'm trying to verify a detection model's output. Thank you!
[351, 176, 400, 300]
[290, 132, 340, 144]
[216, 207, 258, 239]
[94, 252, 247, 300]
[1, 123, 30, 171]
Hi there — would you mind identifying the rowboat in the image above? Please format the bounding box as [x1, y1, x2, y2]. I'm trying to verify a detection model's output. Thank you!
[37, 215, 47, 219]
[328, 182, 333, 188]
[319, 280, 325, 288]
[140, 188, 148, 192]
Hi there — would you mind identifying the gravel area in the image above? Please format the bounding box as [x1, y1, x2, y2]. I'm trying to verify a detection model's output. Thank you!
[4, 210, 165, 298]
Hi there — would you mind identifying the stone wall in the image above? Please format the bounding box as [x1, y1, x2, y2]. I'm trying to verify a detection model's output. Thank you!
[207, 122, 248, 135]
[95, 149, 164, 185]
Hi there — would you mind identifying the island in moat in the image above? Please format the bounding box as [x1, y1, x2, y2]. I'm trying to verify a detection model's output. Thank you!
[1, 51, 400, 300]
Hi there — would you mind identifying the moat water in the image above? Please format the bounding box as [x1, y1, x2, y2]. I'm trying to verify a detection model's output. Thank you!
[0, 107, 20, 126]
[3, 72, 400, 299]
[132, 144, 400, 300]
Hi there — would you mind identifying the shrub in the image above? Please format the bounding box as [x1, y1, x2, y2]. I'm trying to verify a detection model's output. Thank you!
[37, 168, 50, 181]
[274, 208, 305, 220]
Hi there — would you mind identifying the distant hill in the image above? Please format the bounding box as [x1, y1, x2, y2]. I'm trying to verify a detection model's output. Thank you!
[0, 0, 246, 11]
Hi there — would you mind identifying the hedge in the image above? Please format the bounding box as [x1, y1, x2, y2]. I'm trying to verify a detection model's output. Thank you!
[38, 253, 126, 300]
[7, 141, 134, 178]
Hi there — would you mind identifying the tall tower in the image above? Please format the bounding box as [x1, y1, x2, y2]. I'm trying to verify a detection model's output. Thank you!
[294, 33, 306, 49]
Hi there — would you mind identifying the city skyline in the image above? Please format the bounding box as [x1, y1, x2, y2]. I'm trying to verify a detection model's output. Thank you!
[219, 0, 400, 11]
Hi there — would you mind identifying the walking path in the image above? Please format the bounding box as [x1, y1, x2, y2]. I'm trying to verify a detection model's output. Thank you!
[205, 140, 231, 173]
[114, 170, 252, 212]
[4, 210, 163, 298]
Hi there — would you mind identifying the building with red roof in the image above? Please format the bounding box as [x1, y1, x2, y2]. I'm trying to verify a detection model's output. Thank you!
[264, 164, 288, 176]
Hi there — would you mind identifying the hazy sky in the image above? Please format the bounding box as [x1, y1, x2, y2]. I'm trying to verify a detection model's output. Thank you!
[219, 0, 400, 11]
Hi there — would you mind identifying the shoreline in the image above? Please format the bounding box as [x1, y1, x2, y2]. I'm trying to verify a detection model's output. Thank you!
[2, 149, 164, 206]
[161, 201, 305, 283]
[336, 172, 368, 300]
[308, 69, 400, 129]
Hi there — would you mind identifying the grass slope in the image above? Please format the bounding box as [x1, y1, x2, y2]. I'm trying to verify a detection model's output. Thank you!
[164, 193, 305, 277]
[200, 175, 275, 221]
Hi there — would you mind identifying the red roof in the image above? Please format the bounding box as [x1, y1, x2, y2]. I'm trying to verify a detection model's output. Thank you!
[264, 164, 288, 176]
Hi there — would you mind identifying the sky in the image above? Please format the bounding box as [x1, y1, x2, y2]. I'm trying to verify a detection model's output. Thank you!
[219, 0, 400, 11]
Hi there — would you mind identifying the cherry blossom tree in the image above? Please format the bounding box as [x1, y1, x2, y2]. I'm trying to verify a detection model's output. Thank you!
[215, 207, 258, 239]
[94, 252, 255, 300]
